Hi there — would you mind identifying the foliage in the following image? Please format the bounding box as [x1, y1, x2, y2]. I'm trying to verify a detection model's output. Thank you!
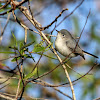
[0, 0, 100, 100]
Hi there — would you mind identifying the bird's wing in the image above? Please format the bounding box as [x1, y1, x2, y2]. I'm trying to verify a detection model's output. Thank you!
[66, 40, 77, 52]
[66, 40, 84, 55]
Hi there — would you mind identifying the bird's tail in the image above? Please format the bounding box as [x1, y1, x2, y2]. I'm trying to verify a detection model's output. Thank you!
[82, 50, 98, 58]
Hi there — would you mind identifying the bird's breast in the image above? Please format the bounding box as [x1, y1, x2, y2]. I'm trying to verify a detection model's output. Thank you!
[55, 38, 75, 57]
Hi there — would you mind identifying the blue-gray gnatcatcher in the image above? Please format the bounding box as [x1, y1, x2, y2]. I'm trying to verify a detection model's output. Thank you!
[55, 29, 98, 60]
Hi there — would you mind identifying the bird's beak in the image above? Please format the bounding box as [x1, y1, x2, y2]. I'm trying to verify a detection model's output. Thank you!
[56, 30, 59, 33]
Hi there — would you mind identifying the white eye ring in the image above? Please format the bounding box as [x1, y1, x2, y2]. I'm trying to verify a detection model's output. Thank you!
[62, 34, 65, 37]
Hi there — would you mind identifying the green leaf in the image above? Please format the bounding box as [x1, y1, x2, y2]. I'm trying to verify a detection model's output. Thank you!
[20, 42, 24, 51]
[33, 45, 45, 53]
[11, 57, 21, 62]
[20, 41, 35, 50]
[19, 42, 24, 54]
[23, 54, 28, 57]
[37, 53, 57, 60]
[24, 70, 36, 80]
[0, 51, 15, 54]
[9, 46, 18, 50]
[0, 9, 5, 12]
[12, 32, 17, 46]
[33, 43, 52, 53]
[20, 49, 24, 55]
[44, 43, 52, 51]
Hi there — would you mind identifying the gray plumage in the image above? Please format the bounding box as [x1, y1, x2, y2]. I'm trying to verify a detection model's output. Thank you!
[55, 29, 98, 59]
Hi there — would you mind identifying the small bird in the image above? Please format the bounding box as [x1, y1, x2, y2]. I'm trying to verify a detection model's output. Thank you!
[55, 29, 98, 60]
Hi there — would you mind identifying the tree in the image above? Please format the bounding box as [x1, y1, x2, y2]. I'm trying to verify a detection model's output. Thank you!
[0, 0, 100, 100]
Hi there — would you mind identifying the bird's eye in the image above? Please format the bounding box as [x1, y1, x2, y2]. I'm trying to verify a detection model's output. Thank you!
[62, 34, 65, 37]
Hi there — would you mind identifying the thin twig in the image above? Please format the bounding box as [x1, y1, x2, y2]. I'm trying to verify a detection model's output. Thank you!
[28, 0, 34, 21]
[0, 0, 9, 3]
[40, 62, 98, 87]
[0, 0, 28, 16]
[93, 97, 100, 100]
[25, 29, 27, 44]
[0, 74, 14, 85]
[0, 13, 11, 44]
[15, 78, 21, 99]
[11, 1, 88, 99]
[31, 79, 73, 100]
[56, 0, 84, 28]
[31, 54, 43, 74]
[41, 8, 68, 30]
[0, 92, 16, 100]
[60, 62, 99, 86]
[75, 9, 91, 50]
[0, 56, 19, 61]
[14, 48, 25, 99]
[0, 83, 10, 90]
[0, 0, 10, 9]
